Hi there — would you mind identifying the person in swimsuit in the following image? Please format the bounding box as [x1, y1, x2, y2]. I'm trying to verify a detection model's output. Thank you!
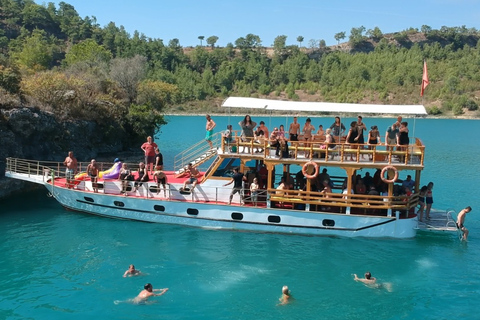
[86, 159, 99, 193]
[289, 116, 300, 142]
[417, 185, 428, 221]
[278, 285, 292, 305]
[367, 125, 380, 160]
[239, 115, 257, 153]
[456, 206, 472, 241]
[123, 264, 141, 277]
[118, 163, 134, 195]
[316, 125, 325, 140]
[153, 166, 168, 196]
[205, 114, 216, 149]
[63, 151, 77, 189]
[154, 147, 163, 170]
[302, 118, 315, 157]
[346, 121, 359, 161]
[425, 182, 434, 220]
[354, 272, 392, 291]
[183, 163, 200, 191]
[134, 162, 149, 191]
[134, 283, 168, 304]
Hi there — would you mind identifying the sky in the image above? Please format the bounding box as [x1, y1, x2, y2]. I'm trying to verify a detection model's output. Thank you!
[41, 0, 480, 47]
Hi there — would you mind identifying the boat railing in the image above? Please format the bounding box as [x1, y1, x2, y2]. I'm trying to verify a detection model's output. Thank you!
[173, 133, 222, 175]
[220, 133, 425, 166]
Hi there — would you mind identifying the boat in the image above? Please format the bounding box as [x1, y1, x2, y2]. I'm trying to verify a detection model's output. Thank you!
[5, 97, 459, 239]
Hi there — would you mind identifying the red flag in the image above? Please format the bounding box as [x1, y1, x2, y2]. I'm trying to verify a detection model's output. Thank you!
[421, 60, 429, 96]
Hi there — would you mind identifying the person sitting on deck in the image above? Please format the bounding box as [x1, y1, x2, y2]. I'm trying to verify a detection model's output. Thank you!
[183, 163, 200, 191]
[355, 179, 367, 194]
[254, 129, 265, 153]
[278, 136, 289, 159]
[134, 162, 149, 191]
[119, 163, 134, 195]
[223, 125, 233, 144]
[401, 175, 415, 193]
[257, 121, 269, 139]
[269, 127, 280, 156]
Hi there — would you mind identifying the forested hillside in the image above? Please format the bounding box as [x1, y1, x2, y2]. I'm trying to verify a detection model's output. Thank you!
[1, 0, 480, 125]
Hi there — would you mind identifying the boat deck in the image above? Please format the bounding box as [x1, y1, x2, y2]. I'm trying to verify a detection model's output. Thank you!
[416, 209, 458, 233]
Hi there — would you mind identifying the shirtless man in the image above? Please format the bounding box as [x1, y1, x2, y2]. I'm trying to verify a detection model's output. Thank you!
[134, 283, 168, 304]
[457, 206, 472, 241]
[289, 117, 300, 141]
[183, 163, 200, 191]
[205, 114, 216, 149]
[354, 272, 392, 291]
[86, 159, 99, 193]
[123, 264, 141, 277]
[257, 121, 269, 139]
[278, 285, 292, 305]
[63, 151, 77, 188]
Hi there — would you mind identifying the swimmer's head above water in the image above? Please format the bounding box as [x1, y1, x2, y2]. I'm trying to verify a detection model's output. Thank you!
[144, 283, 153, 292]
[282, 286, 290, 295]
[365, 272, 372, 279]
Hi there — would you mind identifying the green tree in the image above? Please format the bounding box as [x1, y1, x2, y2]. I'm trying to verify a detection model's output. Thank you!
[12, 29, 56, 72]
[297, 36, 304, 47]
[64, 39, 112, 67]
[349, 26, 366, 48]
[198, 35, 204, 46]
[366, 27, 383, 41]
[334, 31, 346, 44]
[206, 35, 219, 48]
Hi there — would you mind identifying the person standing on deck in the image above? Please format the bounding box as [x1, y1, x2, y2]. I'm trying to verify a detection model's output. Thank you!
[330, 116, 346, 143]
[457, 206, 472, 241]
[289, 116, 300, 141]
[356, 116, 367, 146]
[141, 136, 158, 176]
[86, 159, 99, 193]
[63, 151, 77, 189]
[224, 167, 247, 205]
[205, 114, 216, 149]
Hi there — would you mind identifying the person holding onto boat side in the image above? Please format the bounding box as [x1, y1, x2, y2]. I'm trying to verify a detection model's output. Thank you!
[182, 163, 200, 192]
[141, 136, 158, 176]
[288, 116, 300, 142]
[134, 283, 168, 304]
[457, 206, 472, 241]
[123, 264, 141, 277]
[86, 159, 99, 193]
[205, 114, 216, 149]
[224, 167, 247, 205]
[63, 151, 77, 189]
[154, 166, 168, 197]
[119, 163, 134, 195]
[278, 285, 292, 305]
[134, 162, 149, 192]
[417, 185, 428, 221]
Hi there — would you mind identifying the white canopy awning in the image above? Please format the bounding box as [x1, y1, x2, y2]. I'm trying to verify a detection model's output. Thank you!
[221, 97, 427, 115]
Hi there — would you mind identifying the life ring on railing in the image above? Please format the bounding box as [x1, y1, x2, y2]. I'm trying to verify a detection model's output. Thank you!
[302, 161, 319, 179]
[380, 165, 398, 184]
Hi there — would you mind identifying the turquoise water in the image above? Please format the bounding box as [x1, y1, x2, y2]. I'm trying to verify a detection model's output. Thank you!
[1, 116, 479, 319]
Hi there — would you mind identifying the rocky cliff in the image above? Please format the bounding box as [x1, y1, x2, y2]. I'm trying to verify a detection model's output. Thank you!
[0, 107, 124, 199]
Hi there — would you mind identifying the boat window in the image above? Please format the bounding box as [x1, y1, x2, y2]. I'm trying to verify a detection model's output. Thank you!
[322, 219, 335, 227]
[154, 205, 165, 212]
[268, 215, 281, 223]
[231, 212, 243, 220]
[187, 208, 199, 215]
[149, 186, 160, 193]
[84, 197, 94, 202]
[114, 201, 125, 207]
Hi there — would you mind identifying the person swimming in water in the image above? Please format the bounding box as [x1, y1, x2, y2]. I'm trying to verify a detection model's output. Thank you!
[133, 283, 168, 304]
[278, 285, 292, 305]
[123, 264, 141, 277]
[353, 272, 392, 292]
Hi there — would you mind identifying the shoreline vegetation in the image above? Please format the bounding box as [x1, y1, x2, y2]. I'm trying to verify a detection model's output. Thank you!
[0, 2, 479, 162]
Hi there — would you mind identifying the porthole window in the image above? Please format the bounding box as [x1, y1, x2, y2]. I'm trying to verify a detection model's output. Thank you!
[154, 205, 165, 212]
[231, 212, 243, 220]
[84, 197, 94, 203]
[322, 219, 335, 227]
[187, 208, 199, 215]
[114, 201, 124, 207]
[268, 215, 281, 223]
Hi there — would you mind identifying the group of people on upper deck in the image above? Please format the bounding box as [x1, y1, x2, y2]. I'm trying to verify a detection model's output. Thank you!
[224, 114, 410, 155]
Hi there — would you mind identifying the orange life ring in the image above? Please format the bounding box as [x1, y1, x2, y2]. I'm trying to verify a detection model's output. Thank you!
[381, 165, 398, 184]
[302, 161, 319, 179]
